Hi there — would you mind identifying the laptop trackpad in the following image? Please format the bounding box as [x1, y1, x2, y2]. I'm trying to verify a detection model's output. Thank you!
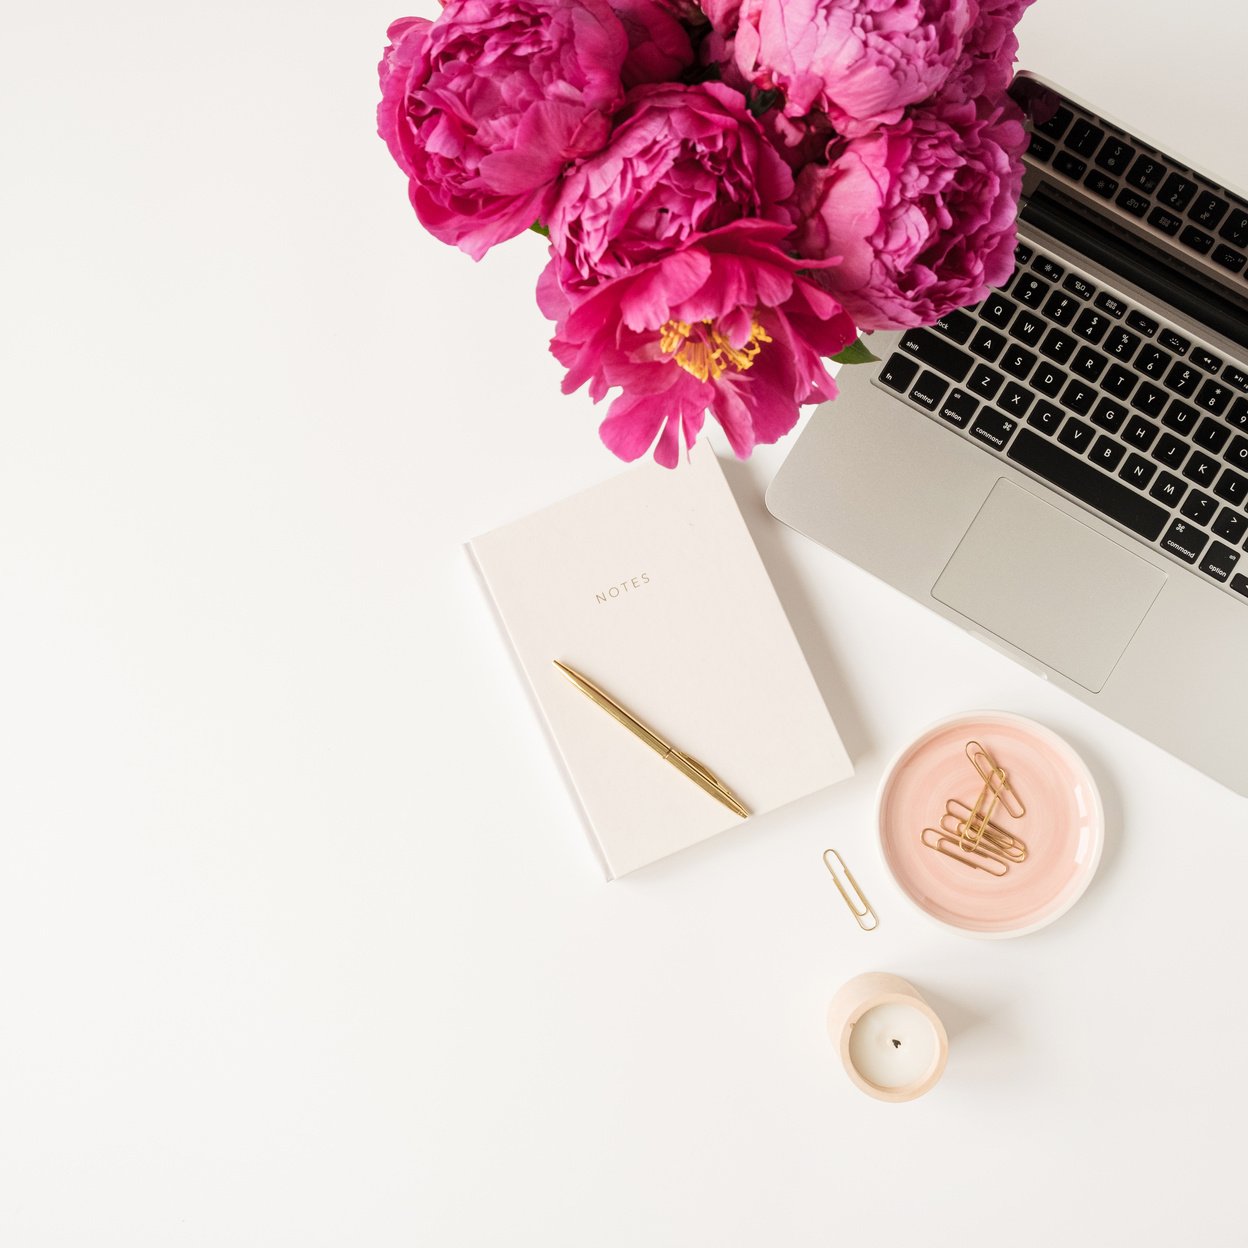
[932, 479, 1167, 692]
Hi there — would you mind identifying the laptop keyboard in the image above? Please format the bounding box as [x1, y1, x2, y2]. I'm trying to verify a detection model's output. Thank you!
[1026, 100, 1248, 284]
[874, 242, 1248, 602]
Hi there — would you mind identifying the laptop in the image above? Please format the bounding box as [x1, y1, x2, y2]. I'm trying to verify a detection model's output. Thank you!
[766, 72, 1248, 797]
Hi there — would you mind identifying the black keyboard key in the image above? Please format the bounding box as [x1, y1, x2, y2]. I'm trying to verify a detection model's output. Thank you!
[1180, 225, 1215, 255]
[1223, 367, 1248, 392]
[1094, 292, 1128, 319]
[1153, 433, 1189, 469]
[1212, 245, 1247, 273]
[1148, 206, 1183, 236]
[970, 325, 1005, 362]
[1160, 519, 1209, 564]
[1037, 107, 1072, 139]
[1062, 274, 1096, 300]
[1190, 191, 1229, 230]
[1014, 241, 1034, 266]
[939, 388, 978, 427]
[1067, 119, 1104, 157]
[1061, 379, 1098, 416]
[1158, 329, 1190, 355]
[1228, 398, 1248, 431]
[1126, 154, 1165, 193]
[1013, 274, 1050, 308]
[1058, 416, 1095, 453]
[1131, 382, 1168, 417]
[1091, 397, 1129, 432]
[1180, 490, 1218, 526]
[1008, 429, 1168, 541]
[1028, 401, 1064, 435]
[898, 328, 973, 381]
[1040, 328, 1076, 365]
[1102, 364, 1137, 401]
[1165, 362, 1202, 397]
[1084, 171, 1117, 199]
[1150, 470, 1187, 506]
[1073, 308, 1110, 344]
[1226, 434, 1248, 470]
[1104, 328, 1141, 362]
[979, 292, 1017, 327]
[998, 382, 1034, 417]
[1162, 401, 1199, 437]
[1215, 467, 1248, 508]
[1233, 573, 1248, 598]
[1184, 450, 1220, 486]
[1196, 380, 1231, 415]
[1053, 151, 1087, 180]
[1090, 436, 1127, 472]
[969, 409, 1017, 451]
[1213, 507, 1248, 545]
[880, 354, 920, 393]
[1194, 416, 1230, 454]
[1000, 345, 1037, 380]
[1200, 541, 1240, 583]
[1096, 138, 1135, 174]
[1219, 208, 1248, 248]
[1119, 454, 1156, 489]
[1115, 189, 1150, 219]
[1072, 347, 1108, 382]
[933, 309, 975, 343]
[1123, 415, 1159, 451]
[968, 364, 1005, 399]
[1042, 292, 1080, 326]
[1126, 310, 1159, 337]
[1032, 363, 1067, 398]
[1159, 172, 1198, 212]
[1137, 345, 1171, 378]
[909, 370, 948, 411]
[1028, 133, 1055, 161]
[1032, 255, 1064, 282]
[1010, 310, 1046, 346]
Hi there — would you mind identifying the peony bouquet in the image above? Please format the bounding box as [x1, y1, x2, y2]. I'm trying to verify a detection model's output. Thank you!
[377, 0, 1037, 467]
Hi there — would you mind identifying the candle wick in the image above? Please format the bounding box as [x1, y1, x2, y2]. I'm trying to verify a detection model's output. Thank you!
[892, 1039, 901, 1048]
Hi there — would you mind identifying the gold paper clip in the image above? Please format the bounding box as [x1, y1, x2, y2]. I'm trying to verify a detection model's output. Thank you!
[941, 799, 1027, 862]
[823, 849, 879, 931]
[966, 741, 1026, 818]
[920, 827, 1010, 876]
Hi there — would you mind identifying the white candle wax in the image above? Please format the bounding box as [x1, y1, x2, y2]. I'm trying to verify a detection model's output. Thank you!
[847, 1001, 939, 1090]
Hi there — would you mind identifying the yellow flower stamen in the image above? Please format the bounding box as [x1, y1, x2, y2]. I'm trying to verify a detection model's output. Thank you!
[659, 317, 773, 383]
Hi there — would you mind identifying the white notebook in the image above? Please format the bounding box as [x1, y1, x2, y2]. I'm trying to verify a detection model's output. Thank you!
[469, 448, 852, 878]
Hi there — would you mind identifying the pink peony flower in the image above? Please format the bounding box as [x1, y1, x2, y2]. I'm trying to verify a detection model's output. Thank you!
[732, 0, 975, 135]
[376, 1, 629, 261]
[613, 0, 696, 85]
[539, 221, 856, 466]
[939, 0, 1037, 103]
[546, 82, 795, 291]
[793, 94, 1027, 330]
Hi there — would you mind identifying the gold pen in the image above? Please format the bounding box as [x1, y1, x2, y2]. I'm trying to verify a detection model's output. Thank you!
[553, 659, 750, 819]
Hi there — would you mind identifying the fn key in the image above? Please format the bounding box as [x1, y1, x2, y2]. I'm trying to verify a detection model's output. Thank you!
[880, 353, 920, 393]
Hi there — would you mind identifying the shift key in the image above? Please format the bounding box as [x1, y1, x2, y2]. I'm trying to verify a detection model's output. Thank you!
[898, 328, 973, 383]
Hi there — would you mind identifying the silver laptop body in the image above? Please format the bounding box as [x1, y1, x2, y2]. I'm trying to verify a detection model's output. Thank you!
[766, 74, 1248, 796]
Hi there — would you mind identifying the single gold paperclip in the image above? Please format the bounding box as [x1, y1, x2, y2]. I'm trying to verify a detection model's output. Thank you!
[823, 849, 879, 931]
[920, 827, 1010, 876]
[966, 741, 1026, 818]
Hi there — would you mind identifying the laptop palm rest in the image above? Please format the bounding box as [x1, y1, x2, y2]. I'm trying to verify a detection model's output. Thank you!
[932, 480, 1167, 693]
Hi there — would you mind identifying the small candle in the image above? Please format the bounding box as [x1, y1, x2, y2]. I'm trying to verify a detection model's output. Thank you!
[828, 973, 948, 1102]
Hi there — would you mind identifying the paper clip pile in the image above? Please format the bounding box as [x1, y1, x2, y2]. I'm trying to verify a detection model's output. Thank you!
[920, 741, 1027, 877]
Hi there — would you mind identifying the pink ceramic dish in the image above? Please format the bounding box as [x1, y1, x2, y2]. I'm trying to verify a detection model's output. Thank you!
[877, 712, 1104, 938]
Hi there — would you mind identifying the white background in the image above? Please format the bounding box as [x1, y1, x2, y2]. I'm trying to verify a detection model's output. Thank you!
[3, 2, 1246, 1244]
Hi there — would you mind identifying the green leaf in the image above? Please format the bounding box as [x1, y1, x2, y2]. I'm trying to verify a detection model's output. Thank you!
[747, 88, 781, 118]
[831, 338, 880, 365]
[529, 221, 550, 237]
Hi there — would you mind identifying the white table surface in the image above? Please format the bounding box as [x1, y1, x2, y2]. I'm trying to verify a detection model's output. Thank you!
[4, 2, 1246, 1244]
